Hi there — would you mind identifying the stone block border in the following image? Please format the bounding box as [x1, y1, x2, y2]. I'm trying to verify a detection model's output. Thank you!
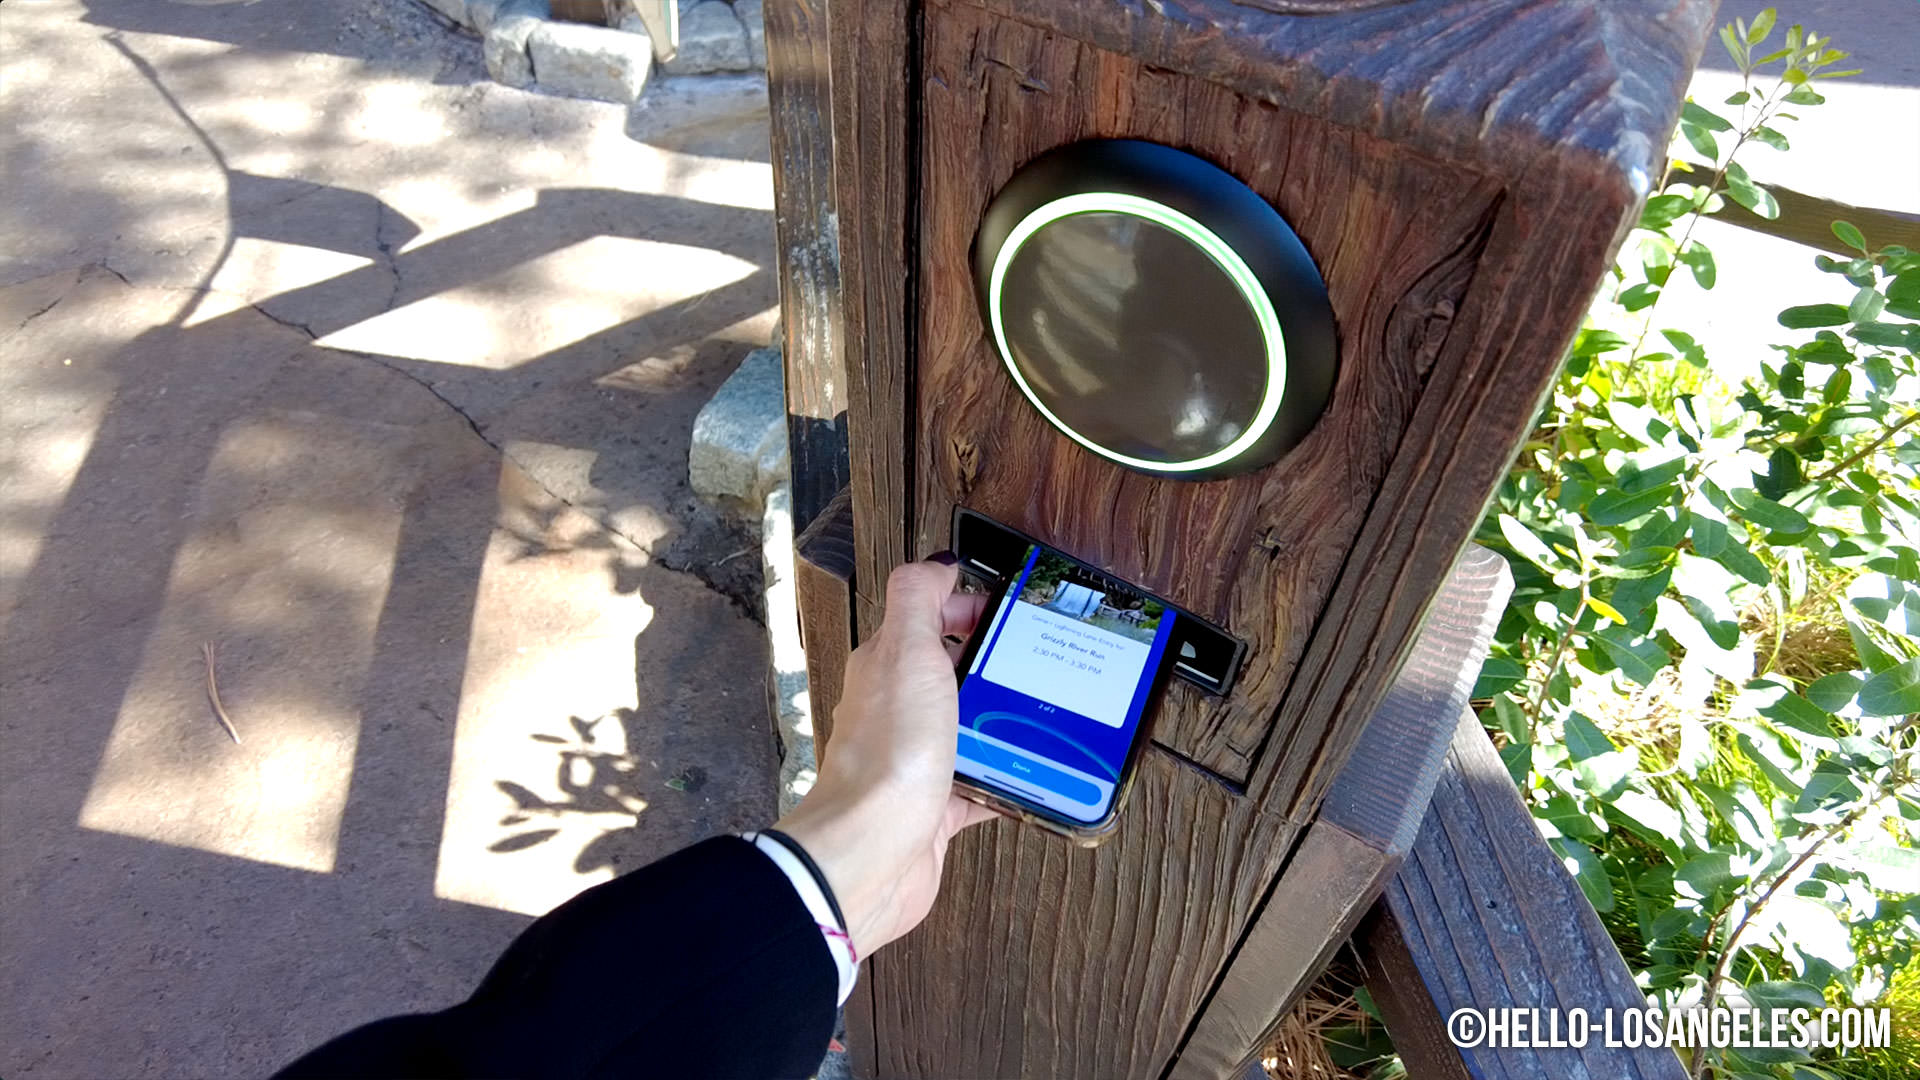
[414, 0, 765, 104]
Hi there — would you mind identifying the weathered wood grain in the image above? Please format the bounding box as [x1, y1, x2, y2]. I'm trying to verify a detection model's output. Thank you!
[1173, 546, 1510, 1079]
[913, 2, 1507, 785]
[793, 487, 855, 747]
[825, 0, 918, 637]
[1361, 711, 1687, 1080]
[765, 0, 852, 531]
[868, 751, 1296, 1078]
[972, 0, 1714, 196]
[790, 488, 878, 1077]
[777, 0, 1718, 1075]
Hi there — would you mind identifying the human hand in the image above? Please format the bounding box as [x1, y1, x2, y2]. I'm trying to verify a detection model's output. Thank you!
[773, 557, 998, 957]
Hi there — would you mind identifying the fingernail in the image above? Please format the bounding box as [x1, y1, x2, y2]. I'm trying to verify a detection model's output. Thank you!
[926, 550, 959, 566]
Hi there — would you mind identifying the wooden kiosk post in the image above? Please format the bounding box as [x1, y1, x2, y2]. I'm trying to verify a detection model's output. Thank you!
[767, 2, 1716, 1076]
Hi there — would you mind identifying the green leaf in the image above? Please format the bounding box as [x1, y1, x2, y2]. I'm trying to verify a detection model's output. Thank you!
[1540, 794, 1605, 841]
[1724, 90, 1751, 105]
[1864, 353, 1897, 393]
[1759, 446, 1802, 501]
[1765, 896, 1855, 972]
[1472, 656, 1526, 698]
[1499, 741, 1530, 787]
[1783, 85, 1826, 106]
[1851, 321, 1920, 349]
[1661, 329, 1708, 368]
[1778, 303, 1849, 328]
[1793, 334, 1854, 364]
[1755, 687, 1840, 747]
[1839, 845, 1920, 894]
[1732, 723, 1806, 796]
[1674, 851, 1743, 901]
[1620, 282, 1661, 311]
[1570, 327, 1628, 357]
[1690, 514, 1729, 557]
[1678, 121, 1717, 162]
[1888, 270, 1920, 302]
[1606, 568, 1670, 624]
[1563, 711, 1615, 761]
[1551, 838, 1614, 913]
[1605, 400, 1664, 445]
[1488, 694, 1530, 742]
[1719, 24, 1745, 67]
[1724, 167, 1780, 219]
[1616, 546, 1677, 573]
[1678, 241, 1716, 288]
[1637, 193, 1692, 231]
[1658, 595, 1755, 684]
[1609, 789, 1684, 857]
[1848, 285, 1887, 324]
[1749, 126, 1790, 151]
[1746, 7, 1775, 44]
[1792, 762, 1862, 820]
[1498, 513, 1560, 571]
[1594, 625, 1669, 685]
[1849, 573, 1920, 636]
[1804, 671, 1862, 712]
[1713, 539, 1772, 586]
[1749, 981, 1828, 1015]
[1831, 220, 1867, 252]
[1631, 508, 1690, 552]
[1728, 487, 1811, 535]
[1590, 484, 1674, 526]
[1681, 101, 1733, 132]
[1858, 658, 1920, 716]
[1617, 454, 1687, 494]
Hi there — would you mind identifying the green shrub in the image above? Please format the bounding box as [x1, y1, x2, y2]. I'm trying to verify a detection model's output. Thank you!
[1472, 10, 1918, 1079]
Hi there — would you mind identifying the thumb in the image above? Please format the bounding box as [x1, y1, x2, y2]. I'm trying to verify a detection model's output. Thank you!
[881, 560, 961, 643]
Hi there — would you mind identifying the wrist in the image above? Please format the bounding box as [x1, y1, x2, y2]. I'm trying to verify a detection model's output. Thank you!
[774, 788, 897, 956]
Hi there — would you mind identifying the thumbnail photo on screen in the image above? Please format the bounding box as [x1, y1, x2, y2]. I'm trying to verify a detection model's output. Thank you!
[1013, 552, 1166, 645]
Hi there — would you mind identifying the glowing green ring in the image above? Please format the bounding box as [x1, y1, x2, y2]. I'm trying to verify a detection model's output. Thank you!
[986, 192, 1288, 473]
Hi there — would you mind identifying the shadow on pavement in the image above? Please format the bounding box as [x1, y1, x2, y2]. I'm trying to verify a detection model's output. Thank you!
[2, 10, 782, 1076]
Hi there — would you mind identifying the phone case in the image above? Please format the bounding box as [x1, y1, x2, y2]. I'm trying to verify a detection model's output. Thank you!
[953, 767, 1138, 848]
[948, 525, 1178, 848]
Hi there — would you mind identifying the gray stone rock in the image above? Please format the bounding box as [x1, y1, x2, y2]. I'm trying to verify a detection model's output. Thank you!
[662, 0, 751, 75]
[624, 72, 767, 147]
[690, 345, 788, 508]
[418, 0, 468, 26]
[735, 0, 764, 70]
[611, 0, 680, 63]
[483, 2, 546, 88]
[528, 20, 653, 104]
[464, 0, 545, 33]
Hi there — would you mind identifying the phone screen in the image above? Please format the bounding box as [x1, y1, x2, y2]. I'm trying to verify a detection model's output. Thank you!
[955, 545, 1176, 825]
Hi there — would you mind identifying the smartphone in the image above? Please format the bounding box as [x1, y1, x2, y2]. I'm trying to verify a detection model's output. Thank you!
[953, 542, 1181, 843]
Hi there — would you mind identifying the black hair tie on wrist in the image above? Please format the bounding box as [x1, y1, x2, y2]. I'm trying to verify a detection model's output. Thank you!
[757, 827, 848, 933]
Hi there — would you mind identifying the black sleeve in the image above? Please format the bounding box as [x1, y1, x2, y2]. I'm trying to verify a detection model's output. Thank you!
[277, 836, 838, 1080]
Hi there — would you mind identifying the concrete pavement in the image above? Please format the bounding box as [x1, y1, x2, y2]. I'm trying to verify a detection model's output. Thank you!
[2, 1, 781, 1075]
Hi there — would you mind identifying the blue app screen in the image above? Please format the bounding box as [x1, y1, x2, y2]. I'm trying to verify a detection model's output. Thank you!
[956, 546, 1175, 823]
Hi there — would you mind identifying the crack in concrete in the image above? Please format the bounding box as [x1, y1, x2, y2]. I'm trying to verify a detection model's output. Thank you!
[372, 201, 404, 311]
[4, 263, 132, 342]
[231, 263, 764, 625]
[11, 294, 64, 336]
[248, 300, 321, 340]
[344, 352, 740, 618]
